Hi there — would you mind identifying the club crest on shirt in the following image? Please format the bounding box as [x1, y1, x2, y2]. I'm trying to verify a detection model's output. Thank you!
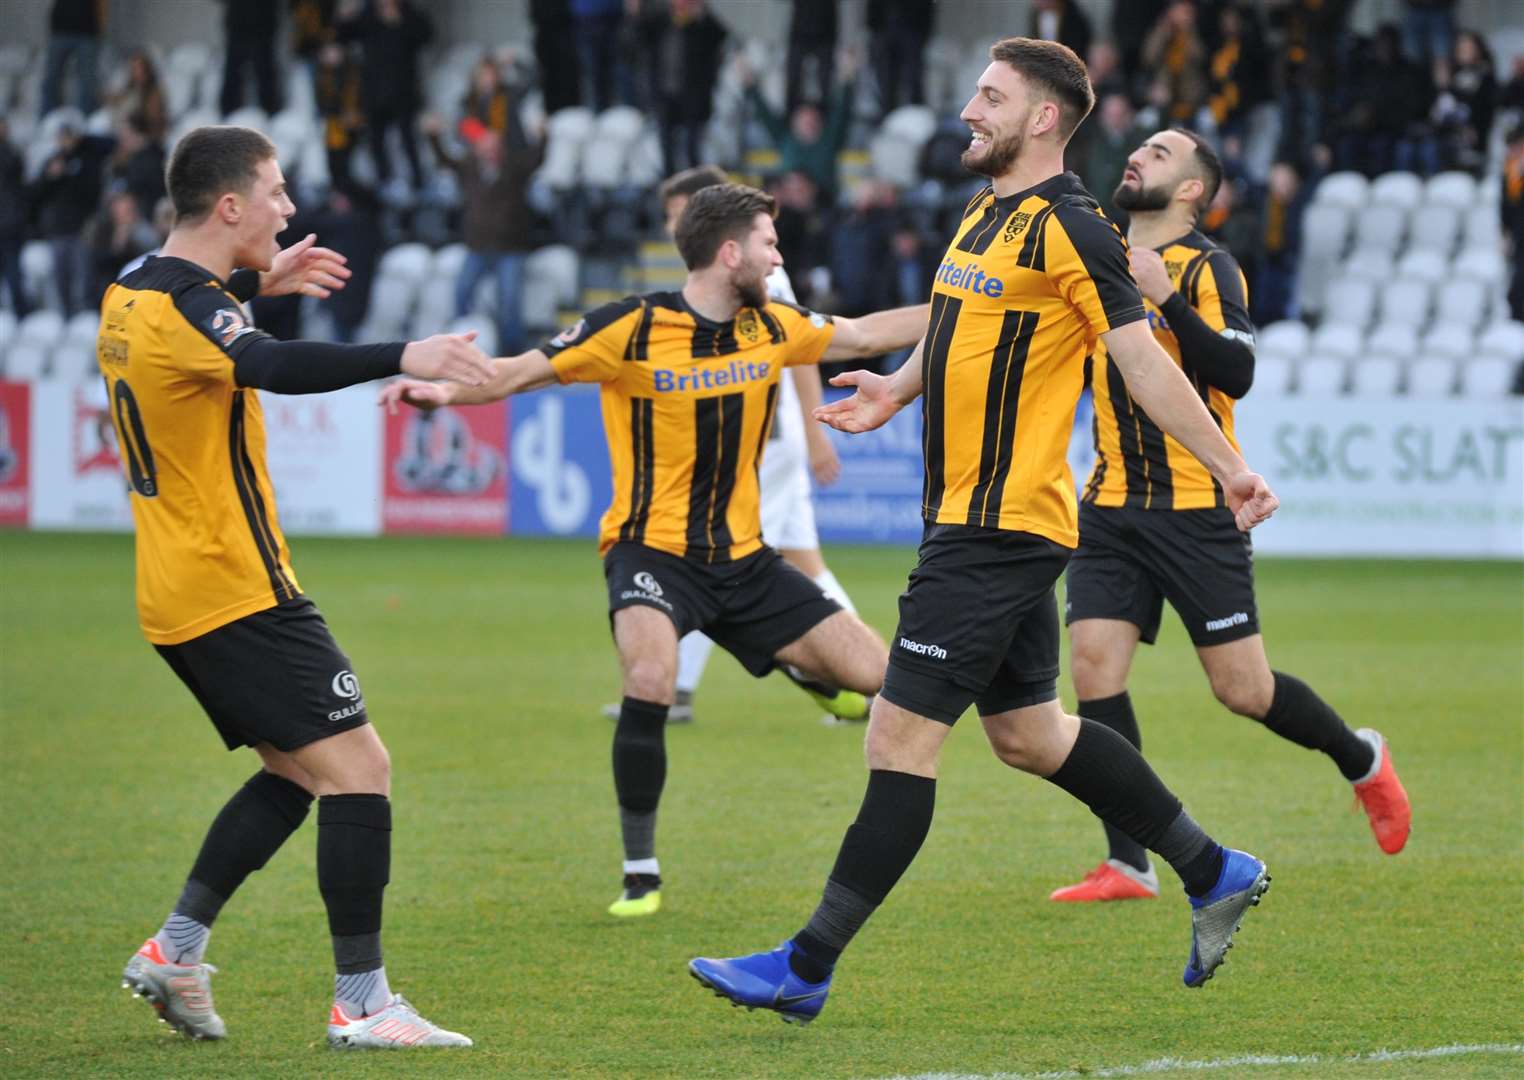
[736, 309, 760, 343]
[1003, 211, 1032, 244]
[209, 308, 257, 348]
[1166, 260, 1186, 281]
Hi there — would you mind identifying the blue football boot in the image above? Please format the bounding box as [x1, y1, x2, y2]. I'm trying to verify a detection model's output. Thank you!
[688, 941, 831, 1025]
[1183, 847, 1270, 987]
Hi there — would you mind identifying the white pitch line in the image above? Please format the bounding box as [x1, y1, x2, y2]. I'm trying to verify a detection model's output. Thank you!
[876, 1042, 1524, 1080]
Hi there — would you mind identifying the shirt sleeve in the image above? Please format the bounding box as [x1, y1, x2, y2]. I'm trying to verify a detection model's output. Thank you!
[1046, 202, 1147, 336]
[541, 297, 645, 384]
[767, 301, 836, 367]
[1187, 249, 1256, 344]
[167, 279, 272, 383]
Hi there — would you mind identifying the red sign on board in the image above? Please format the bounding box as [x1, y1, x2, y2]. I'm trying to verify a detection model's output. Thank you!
[381, 402, 508, 535]
[0, 381, 31, 526]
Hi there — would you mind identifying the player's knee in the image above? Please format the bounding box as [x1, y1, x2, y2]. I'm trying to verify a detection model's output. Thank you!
[1211, 672, 1270, 718]
[1069, 640, 1119, 698]
[623, 657, 675, 704]
[986, 726, 1045, 773]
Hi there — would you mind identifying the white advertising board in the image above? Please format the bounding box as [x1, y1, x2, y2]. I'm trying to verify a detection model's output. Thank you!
[259, 386, 383, 536]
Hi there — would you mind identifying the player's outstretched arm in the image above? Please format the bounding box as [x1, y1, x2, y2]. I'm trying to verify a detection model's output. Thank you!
[821, 303, 930, 361]
[233, 331, 494, 396]
[1102, 320, 1278, 530]
[813, 336, 925, 434]
[378, 349, 559, 411]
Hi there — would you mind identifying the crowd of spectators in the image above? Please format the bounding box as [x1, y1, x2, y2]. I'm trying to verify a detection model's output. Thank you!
[3, 0, 1523, 352]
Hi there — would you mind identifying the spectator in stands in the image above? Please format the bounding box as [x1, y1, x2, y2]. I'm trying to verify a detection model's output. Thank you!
[0, 120, 30, 318]
[1432, 31, 1497, 175]
[1253, 160, 1306, 324]
[1500, 55, 1524, 118]
[291, 0, 339, 68]
[531, 0, 582, 115]
[1110, 0, 1168, 95]
[1334, 24, 1437, 177]
[1082, 93, 1145, 224]
[866, 0, 934, 115]
[30, 122, 110, 317]
[573, 0, 630, 111]
[1268, 0, 1355, 159]
[219, 0, 283, 115]
[40, 0, 103, 118]
[106, 50, 167, 145]
[1401, 0, 1457, 67]
[1086, 40, 1128, 100]
[106, 117, 167, 223]
[1030, 1, 1093, 66]
[639, 0, 727, 176]
[424, 106, 543, 354]
[1503, 126, 1524, 321]
[340, 0, 435, 194]
[829, 179, 899, 317]
[739, 50, 857, 204]
[87, 188, 156, 307]
[1142, 2, 1208, 124]
[770, 170, 829, 306]
[309, 183, 382, 342]
[462, 57, 514, 138]
[315, 42, 365, 192]
[1205, 4, 1271, 141]
[1202, 175, 1262, 299]
[787, 0, 838, 116]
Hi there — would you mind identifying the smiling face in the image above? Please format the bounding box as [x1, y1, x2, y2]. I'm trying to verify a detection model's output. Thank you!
[1114, 129, 1200, 214]
[959, 62, 1044, 178]
[231, 157, 295, 272]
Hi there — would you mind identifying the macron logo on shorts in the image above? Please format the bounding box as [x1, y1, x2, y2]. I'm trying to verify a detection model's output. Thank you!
[1204, 612, 1250, 632]
[898, 637, 948, 660]
[328, 669, 365, 722]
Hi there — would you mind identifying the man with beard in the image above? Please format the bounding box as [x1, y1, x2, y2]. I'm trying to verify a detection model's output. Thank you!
[1050, 129, 1410, 904]
[687, 39, 1281, 1025]
[380, 183, 927, 918]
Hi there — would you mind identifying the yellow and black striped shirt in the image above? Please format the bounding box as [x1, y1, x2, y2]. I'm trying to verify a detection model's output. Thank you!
[1084, 230, 1252, 510]
[98, 257, 299, 645]
[544, 292, 835, 562]
[923, 172, 1145, 548]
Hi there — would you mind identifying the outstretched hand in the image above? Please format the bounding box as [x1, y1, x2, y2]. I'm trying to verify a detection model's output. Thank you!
[260, 233, 352, 298]
[400, 331, 495, 386]
[1224, 471, 1279, 531]
[378, 377, 455, 414]
[812, 369, 902, 434]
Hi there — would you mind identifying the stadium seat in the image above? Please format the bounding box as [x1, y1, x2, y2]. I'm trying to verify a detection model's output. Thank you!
[1461, 205, 1502, 250]
[1459, 356, 1518, 397]
[1423, 170, 1477, 208]
[378, 242, 433, 287]
[1406, 357, 1458, 396]
[1312, 171, 1369, 209]
[168, 42, 212, 80]
[224, 106, 268, 133]
[270, 109, 313, 154]
[1252, 354, 1293, 395]
[1370, 171, 1423, 210]
[1396, 248, 1448, 282]
[1320, 278, 1377, 327]
[1366, 323, 1419, 359]
[1404, 209, 1460, 256]
[1310, 322, 1363, 358]
[366, 276, 418, 337]
[3, 342, 49, 381]
[431, 243, 469, 282]
[86, 106, 112, 135]
[20, 241, 53, 306]
[1301, 203, 1351, 253]
[580, 139, 628, 188]
[882, 105, 938, 146]
[594, 106, 645, 146]
[163, 69, 198, 120]
[1418, 322, 1475, 360]
[625, 130, 664, 188]
[1348, 355, 1405, 396]
[546, 106, 595, 144]
[413, 276, 457, 336]
[1434, 279, 1491, 330]
[17, 310, 64, 349]
[1477, 320, 1524, 360]
[48, 340, 96, 382]
[1351, 205, 1407, 256]
[1257, 319, 1310, 358]
[64, 311, 98, 346]
[526, 245, 579, 307]
[1454, 250, 1507, 289]
[1376, 279, 1431, 328]
[520, 276, 559, 333]
[1341, 248, 1391, 281]
[1297, 355, 1347, 396]
[869, 132, 921, 188]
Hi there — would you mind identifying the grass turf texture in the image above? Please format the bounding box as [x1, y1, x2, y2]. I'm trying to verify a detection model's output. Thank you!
[1, 531, 1520, 1079]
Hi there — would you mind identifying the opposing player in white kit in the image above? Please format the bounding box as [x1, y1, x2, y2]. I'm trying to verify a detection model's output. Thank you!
[602, 165, 868, 726]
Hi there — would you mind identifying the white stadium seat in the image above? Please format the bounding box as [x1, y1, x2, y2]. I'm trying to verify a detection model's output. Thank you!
[1297, 355, 1347, 396]
[48, 340, 96, 382]
[1365, 323, 1418, 359]
[625, 130, 664, 187]
[1312, 171, 1369, 209]
[224, 106, 269, 133]
[1310, 322, 1363, 358]
[526, 245, 579, 307]
[64, 311, 98, 346]
[1454, 250, 1507, 289]
[1476, 320, 1524, 360]
[1320, 278, 1377, 327]
[1341, 248, 1391, 281]
[1406, 357, 1458, 396]
[3, 343, 49, 380]
[1461, 205, 1501, 250]
[1459, 356, 1517, 397]
[1369, 171, 1423, 210]
[594, 106, 645, 145]
[378, 242, 433, 286]
[1376, 278, 1431, 328]
[1351, 204, 1407, 256]
[580, 139, 628, 188]
[870, 132, 921, 188]
[1418, 321, 1475, 361]
[520, 276, 559, 332]
[413, 276, 457, 336]
[17, 310, 65, 349]
[1301, 203, 1351, 254]
[1252, 354, 1293, 395]
[1348, 355, 1404, 397]
[546, 107, 595, 144]
[1406, 205, 1459, 255]
[882, 105, 937, 146]
[1423, 170, 1477, 208]
[1256, 320, 1310, 359]
[1435, 279, 1490, 330]
[20, 241, 54, 306]
[366, 276, 418, 337]
[168, 42, 213, 80]
[431, 243, 470, 282]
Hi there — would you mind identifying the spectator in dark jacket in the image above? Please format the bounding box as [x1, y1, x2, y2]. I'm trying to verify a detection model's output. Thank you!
[573, 0, 628, 111]
[1334, 24, 1436, 176]
[106, 117, 166, 223]
[867, 0, 934, 114]
[30, 124, 110, 316]
[425, 104, 544, 354]
[787, 0, 838, 116]
[340, 0, 434, 191]
[1205, 4, 1272, 140]
[1433, 30, 1497, 175]
[315, 42, 365, 191]
[0, 120, 29, 317]
[87, 188, 157, 307]
[531, 0, 582, 114]
[1253, 160, 1306, 323]
[1402, 0, 1456, 67]
[829, 180, 900, 316]
[642, 0, 727, 176]
[1030, 0, 1093, 65]
[40, 0, 103, 116]
[741, 49, 857, 204]
[219, 0, 283, 114]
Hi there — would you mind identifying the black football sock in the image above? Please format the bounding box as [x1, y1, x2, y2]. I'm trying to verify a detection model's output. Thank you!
[790, 770, 935, 982]
[613, 698, 669, 867]
[1045, 719, 1223, 897]
[318, 794, 392, 1016]
[1078, 693, 1150, 873]
[1259, 671, 1375, 781]
[156, 771, 313, 963]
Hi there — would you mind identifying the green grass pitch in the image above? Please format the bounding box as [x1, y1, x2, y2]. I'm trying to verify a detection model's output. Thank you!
[1, 531, 1520, 1079]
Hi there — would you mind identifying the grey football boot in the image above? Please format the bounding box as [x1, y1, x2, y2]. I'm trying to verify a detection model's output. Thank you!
[121, 938, 227, 1040]
[328, 994, 473, 1049]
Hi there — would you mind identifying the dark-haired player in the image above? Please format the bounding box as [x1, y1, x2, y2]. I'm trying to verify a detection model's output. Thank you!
[382, 183, 928, 920]
[689, 39, 1279, 1024]
[106, 125, 491, 1048]
[1050, 128, 1410, 904]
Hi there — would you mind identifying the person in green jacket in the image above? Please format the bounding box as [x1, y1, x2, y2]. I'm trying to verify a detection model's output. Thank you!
[738, 48, 859, 203]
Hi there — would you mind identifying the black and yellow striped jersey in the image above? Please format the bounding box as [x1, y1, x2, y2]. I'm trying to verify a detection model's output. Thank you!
[923, 172, 1145, 548]
[98, 257, 299, 645]
[1084, 230, 1251, 510]
[544, 292, 835, 563]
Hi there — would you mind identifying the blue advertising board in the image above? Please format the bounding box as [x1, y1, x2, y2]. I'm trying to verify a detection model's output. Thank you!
[508, 384, 612, 538]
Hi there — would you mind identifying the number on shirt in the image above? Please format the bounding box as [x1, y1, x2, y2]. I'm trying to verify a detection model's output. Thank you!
[111, 379, 158, 497]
